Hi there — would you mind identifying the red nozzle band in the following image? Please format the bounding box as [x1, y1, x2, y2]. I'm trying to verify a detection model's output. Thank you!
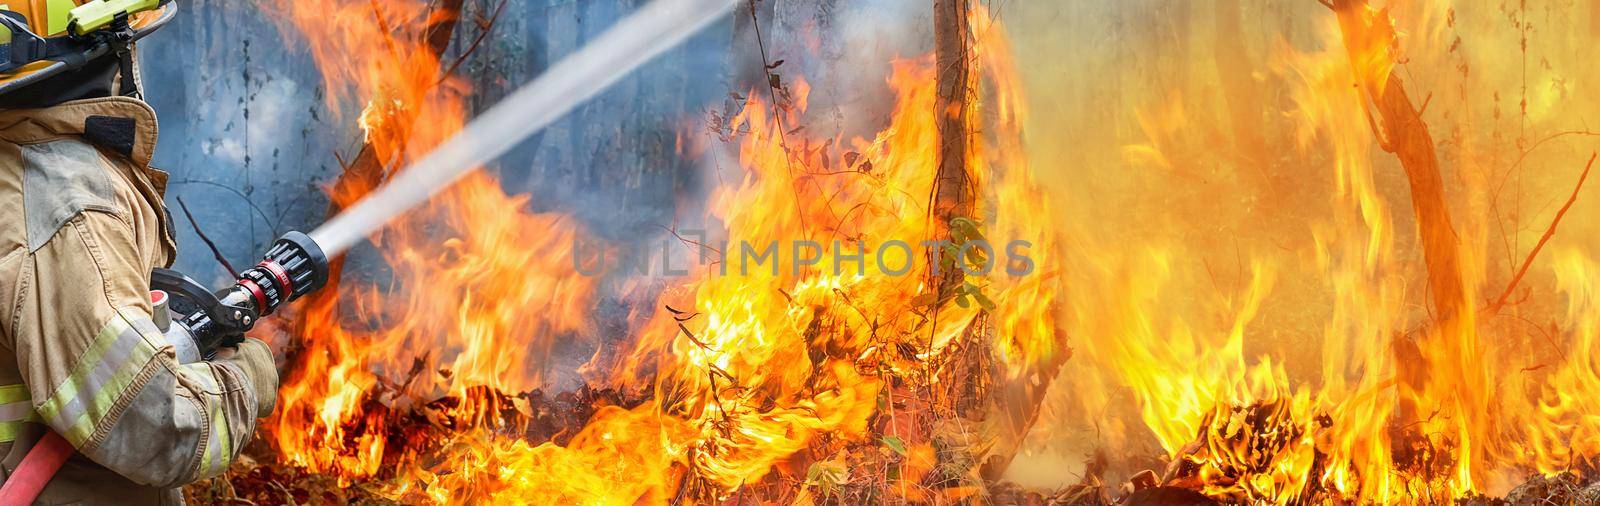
[239, 278, 267, 311]
[258, 260, 294, 299]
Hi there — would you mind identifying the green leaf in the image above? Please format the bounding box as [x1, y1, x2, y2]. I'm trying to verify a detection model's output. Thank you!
[881, 435, 908, 456]
[942, 244, 962, 259]
[805, 458, 848, 500]
[950, 217, 987, 247]
[972, 290, 997, 311]
[955, 295, 971, 309]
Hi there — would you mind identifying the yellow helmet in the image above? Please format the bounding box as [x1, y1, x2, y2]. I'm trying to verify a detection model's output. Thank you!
[0, 0, 176, 97]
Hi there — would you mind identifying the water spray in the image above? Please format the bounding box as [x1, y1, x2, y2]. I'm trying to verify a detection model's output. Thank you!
[311, 0, 738, 256]
[154, 0, 736, 355]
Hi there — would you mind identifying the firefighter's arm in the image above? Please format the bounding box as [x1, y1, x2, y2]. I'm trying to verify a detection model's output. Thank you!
[14, 210, 277, 488]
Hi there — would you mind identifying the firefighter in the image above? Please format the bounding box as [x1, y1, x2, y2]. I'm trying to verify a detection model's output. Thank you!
[0, 1, 278, 503]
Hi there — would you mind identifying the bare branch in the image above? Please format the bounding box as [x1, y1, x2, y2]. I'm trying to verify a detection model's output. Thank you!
[1490, 152, 1597, 314]
[177, 196, 240, 277]
[438, 0, 510, 85]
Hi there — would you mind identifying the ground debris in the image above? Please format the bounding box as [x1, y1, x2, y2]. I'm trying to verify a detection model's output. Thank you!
[184, 384, 651, 505]
[1122, 487, 1218, 506]
[182, 441, 399, 505]
[191, 385, 1596, 505]
[1500, 471, 1591, 506]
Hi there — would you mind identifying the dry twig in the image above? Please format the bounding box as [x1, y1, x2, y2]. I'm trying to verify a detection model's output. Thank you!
[177, 196, 239, 276]
[438, 0, 510, 84]
[1490, 153, 1597, 313]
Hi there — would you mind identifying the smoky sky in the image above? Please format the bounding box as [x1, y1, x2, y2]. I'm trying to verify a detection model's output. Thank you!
[139, 0, 935, 287]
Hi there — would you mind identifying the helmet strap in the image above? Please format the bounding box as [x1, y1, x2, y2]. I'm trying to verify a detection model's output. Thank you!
[96, 12, 141, 99]
[112, 40, 138, 98]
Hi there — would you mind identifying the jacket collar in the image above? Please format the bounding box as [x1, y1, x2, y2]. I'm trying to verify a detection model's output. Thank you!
[0, 96, 160, 169]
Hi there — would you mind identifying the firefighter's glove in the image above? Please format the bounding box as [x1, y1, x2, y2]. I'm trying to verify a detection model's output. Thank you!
[214, 338, 279, 418]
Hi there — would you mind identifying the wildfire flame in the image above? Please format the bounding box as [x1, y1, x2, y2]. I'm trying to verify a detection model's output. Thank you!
[251, 0, 1599, 504]
[259, 0, 1058, 503]
[1043, 0, 1599, 503]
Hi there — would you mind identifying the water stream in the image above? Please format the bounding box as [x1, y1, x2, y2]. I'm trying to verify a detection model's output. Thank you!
[310, 0, 736, 256]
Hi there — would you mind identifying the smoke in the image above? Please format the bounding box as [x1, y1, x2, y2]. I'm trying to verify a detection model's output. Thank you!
[202, 77, 304, 167]
[567, 0, 948, 289]
[310, 0, 740, 256]
[788, 0, 932, 137]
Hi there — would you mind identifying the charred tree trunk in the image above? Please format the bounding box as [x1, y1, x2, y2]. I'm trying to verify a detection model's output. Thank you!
[927, 0, 1069, 482]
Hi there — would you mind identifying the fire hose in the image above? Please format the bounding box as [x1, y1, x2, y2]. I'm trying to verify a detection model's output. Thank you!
[0, 0, 736, 500]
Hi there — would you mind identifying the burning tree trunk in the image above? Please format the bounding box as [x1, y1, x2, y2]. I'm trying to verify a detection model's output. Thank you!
[930, 0, 982, 412]
[1324, 0, 1476, 442]
[928, 1, 1075, 483]
[930, 0, 983, 423]
[287, 0, 466, 362]
[933, 0, 975, 236]
[1326, 0, 1465, 322]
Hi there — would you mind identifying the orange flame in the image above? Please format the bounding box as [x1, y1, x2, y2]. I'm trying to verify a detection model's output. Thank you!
[260, 1, 1060, 503]
[257, 0, 1600, 503]
[1041, 0, 1600, 502]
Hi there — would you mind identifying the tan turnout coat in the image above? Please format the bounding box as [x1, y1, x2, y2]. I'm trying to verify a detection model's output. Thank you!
[0, 97, 273, 504]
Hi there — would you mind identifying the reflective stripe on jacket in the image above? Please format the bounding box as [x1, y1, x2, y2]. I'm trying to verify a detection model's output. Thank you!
[0, 384, 40, 442]
[0, 97, 264, 505]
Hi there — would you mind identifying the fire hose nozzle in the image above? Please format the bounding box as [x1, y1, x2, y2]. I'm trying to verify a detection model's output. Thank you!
[244, 231, 331, 317]
[152, 231, 331, 356]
